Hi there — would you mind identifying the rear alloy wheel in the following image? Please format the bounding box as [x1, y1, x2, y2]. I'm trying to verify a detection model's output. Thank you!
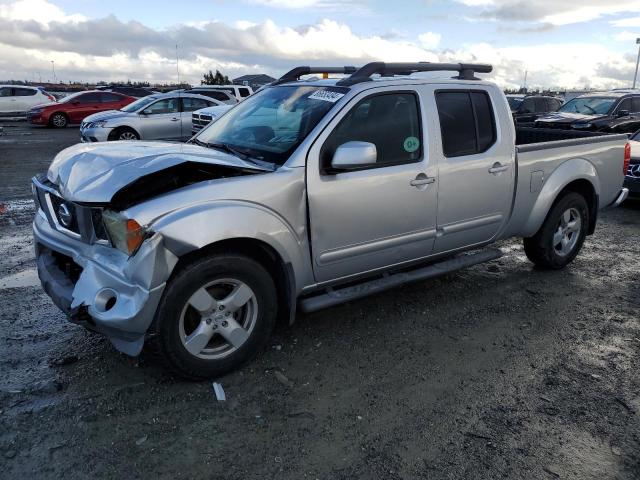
[152, 253, 277, 379]
[50, 113, 68, 128]
[523, 192, 588, 269]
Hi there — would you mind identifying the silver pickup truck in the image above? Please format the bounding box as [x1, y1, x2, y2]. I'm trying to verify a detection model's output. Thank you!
[32, 63, 630, 379]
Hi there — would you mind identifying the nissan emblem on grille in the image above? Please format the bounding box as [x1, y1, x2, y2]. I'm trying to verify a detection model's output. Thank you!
[58, 202, 73, 228]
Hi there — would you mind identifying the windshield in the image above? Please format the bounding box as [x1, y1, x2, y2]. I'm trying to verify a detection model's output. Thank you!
[559, 97, 616, 115]
[120, 95, 159, 112]
[507, 97, 523, 111]
[194, 85, 348, 165]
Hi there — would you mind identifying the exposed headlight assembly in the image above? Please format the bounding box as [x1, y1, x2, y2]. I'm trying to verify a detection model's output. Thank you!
[102, 210, 148, 256]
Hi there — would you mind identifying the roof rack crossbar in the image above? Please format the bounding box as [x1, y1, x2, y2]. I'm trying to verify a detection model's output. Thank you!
[336, 62, 493, 86]
[271, 66, 358, 85]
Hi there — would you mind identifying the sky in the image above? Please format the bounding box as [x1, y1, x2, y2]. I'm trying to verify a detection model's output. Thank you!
[1, 0, 640, 89]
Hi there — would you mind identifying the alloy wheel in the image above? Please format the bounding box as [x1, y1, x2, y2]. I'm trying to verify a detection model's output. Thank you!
[553, 207, 581, 257]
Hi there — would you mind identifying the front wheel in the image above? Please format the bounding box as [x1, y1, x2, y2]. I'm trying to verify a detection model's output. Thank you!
[151, 253, 277, 379]
[523, 192, 589, 269]
[49, 113, 68, 128]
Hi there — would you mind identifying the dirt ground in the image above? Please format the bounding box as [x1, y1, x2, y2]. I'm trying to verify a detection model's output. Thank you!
[0, 121, 639, 479]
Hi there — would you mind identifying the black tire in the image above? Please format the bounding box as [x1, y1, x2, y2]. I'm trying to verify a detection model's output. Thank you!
[49, 112, 68, 128]
[109, 127, 140, 141]
[523, 192, 589, 269]
[151, 253, 277, 380]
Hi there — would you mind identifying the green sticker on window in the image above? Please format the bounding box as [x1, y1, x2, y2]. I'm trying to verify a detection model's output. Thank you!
[403, 136, 420, 153]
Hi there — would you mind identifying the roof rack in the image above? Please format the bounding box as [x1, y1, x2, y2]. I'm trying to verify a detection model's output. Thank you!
[271, 66, 358, 86]
[336, 62, 493, 86]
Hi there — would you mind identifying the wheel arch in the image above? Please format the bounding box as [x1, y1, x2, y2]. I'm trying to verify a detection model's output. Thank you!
[170, 237, 297, 326]
[108, 125, 140, 141]
[521, 158, 600, 237]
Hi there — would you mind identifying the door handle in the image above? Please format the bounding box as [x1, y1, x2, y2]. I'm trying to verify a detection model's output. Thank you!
[410, 174, 436, 187]
[488, 162, 509, 174]
[170, 118, 180, 122]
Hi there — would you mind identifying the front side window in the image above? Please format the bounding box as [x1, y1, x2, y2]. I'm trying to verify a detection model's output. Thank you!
[100, 93, 123, 103]
[75, 93, 101, 104]
[144, 98, 180, 115]
[121, 95, 158, 112]
[520, 98, 536, 113]
[436, 90, 496, 157]
[195, 85, 348, 165]
[616, 98, 632, 114]
[321, 92, 422, 169]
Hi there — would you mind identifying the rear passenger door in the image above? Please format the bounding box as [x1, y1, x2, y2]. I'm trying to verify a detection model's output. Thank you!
[431, 87, 515, 254]
[180, 97, 214, 140]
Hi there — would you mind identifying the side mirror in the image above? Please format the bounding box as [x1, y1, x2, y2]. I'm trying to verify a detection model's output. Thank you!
[331, 141, 377, 171]
[617, 110, 630, 117]
[140, 110, 149, 116]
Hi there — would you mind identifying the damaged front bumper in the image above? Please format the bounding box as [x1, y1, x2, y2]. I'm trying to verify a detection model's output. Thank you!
[33, 211, 177, 355]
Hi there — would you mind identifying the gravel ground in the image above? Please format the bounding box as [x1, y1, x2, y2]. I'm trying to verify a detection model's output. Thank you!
[0, 124, 638, 479]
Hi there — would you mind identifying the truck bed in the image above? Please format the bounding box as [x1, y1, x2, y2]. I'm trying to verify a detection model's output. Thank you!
[516, 127, 616, 146]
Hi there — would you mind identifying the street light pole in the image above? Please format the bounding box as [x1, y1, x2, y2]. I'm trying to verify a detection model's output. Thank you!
[633, 38, 640, 89]
[51, 60, 56, 84]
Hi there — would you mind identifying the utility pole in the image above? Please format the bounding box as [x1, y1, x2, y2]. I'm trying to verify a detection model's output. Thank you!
[633, 38, 640, 89]
[51, 60, 56, 83]
[176, 44, 180, 86]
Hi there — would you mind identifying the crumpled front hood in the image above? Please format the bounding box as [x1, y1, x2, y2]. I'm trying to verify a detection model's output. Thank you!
[82, 110, 131, 123]
[47, 141, 272, 203]
[537, 112, 605, 124]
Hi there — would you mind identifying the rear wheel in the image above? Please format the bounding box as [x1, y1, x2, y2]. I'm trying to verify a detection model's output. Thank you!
[49, 113, 68, 128]
[151, 253, 277, 380]
[523, 192, 589, 269]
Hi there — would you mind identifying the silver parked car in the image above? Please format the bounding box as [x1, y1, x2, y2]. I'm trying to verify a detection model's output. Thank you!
[79, 92, 221, 142]
[33, 63, 628, 379]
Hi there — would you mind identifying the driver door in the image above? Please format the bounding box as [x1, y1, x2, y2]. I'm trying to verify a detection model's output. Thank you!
[306, 88, 438, 283]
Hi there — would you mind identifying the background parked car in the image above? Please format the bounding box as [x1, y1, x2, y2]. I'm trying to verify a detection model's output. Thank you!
[27, 90, 135, 128]
[182, 87, 238, 105]
[80, 92, 220, 142]
[535, 91, 640, 133]
[0, 85, 55, 115]
[95, 85, 156, 98]
[190, 84, 253, 102]
[625, 129, 640, 197]
[191, 104, 233, 135]
[506, 94, 563, 125]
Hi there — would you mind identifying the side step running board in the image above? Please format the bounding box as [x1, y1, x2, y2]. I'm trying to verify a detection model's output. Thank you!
[299, 248, 503, 313]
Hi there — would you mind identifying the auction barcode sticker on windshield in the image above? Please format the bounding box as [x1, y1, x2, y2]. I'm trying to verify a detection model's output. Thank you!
[309, 90, 346, 103]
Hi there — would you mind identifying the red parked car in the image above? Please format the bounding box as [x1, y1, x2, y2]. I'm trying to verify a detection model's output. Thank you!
[27, 90, 135, 128]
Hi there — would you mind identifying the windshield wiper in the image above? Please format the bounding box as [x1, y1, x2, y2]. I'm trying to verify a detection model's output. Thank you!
[583, 105, 596, 114]
[192, 139, 275, 170]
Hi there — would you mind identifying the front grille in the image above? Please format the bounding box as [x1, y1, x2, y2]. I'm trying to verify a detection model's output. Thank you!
[50, 249, 83, 283]
[48, 193, 81, 235]
[192, 113, 214, 132]
[33, 176, 110, 245]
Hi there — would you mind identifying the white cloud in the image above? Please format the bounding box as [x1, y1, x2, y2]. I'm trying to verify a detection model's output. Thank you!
[458, 0, 640, 26]
[613, 30, 640, 42]
[0, 0, 85, 24]
[0, 0, 637, 90]
[418, 31, 441, 49]
[611, 16, 640, 27]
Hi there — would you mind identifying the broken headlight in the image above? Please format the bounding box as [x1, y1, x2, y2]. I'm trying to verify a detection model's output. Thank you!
[102, 210, 147, 256]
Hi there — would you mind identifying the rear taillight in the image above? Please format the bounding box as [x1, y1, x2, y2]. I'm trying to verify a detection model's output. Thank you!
[45, 93, 55, 101]
[624, 142, 631, 175]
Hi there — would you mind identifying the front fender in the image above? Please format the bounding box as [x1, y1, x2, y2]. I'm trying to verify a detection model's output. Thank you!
[521, 157, 600, 237]
[148, 200, 310, 292]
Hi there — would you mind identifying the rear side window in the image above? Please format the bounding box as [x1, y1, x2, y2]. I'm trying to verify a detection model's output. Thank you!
[632, 97, 640, 113]
[436, 90, 496, 157]
[14, 88, 36, 96]
[239, 88, 251, 97]
[193, 90, 229, 102]
[182, 97, 212, 112]
[322, 92, 422, 169]
[0, 87, 12, 97]
[77, 93, 101, 103]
